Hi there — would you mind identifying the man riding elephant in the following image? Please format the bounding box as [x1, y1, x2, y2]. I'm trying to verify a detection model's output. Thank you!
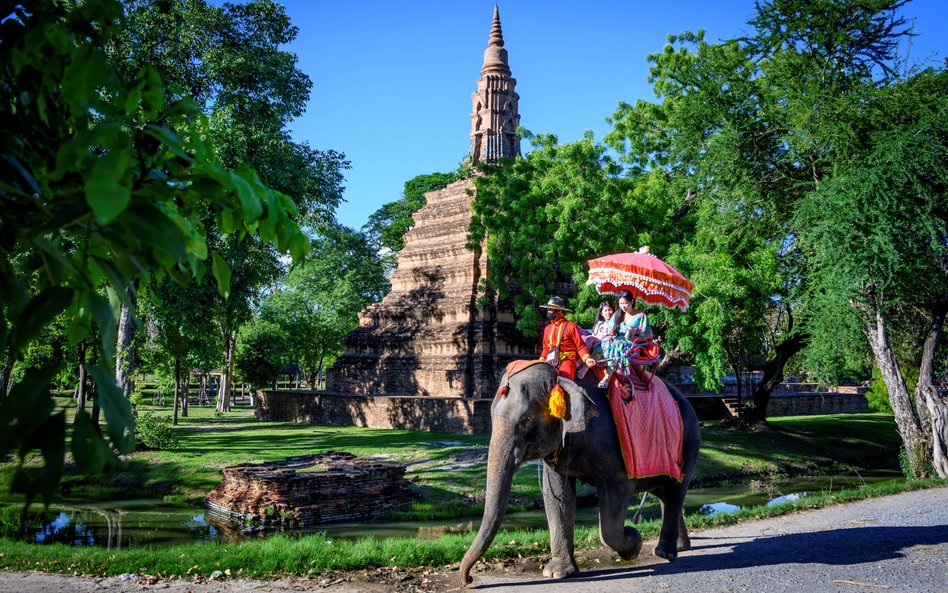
[538, 296, 597, 381]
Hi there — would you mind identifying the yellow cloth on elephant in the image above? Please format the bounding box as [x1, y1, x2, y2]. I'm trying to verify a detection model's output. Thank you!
[548, 385, 568, 419]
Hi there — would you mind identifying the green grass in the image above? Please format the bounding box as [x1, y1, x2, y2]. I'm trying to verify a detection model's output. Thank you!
[694, 413, 904, 485]
[0, 479, 942, 578]
[1, 402, 904, 514]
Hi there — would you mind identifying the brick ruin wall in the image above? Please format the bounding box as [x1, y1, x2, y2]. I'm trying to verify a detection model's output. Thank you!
[256, 390, 494, 434]
[326, 179, 536, 400]
[204, 451, 413, 529]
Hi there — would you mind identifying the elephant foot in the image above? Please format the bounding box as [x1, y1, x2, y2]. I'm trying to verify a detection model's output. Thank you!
[654, 541, 678, 562]
[542, 557, 579, 579]
[678, 533, 692, 552]
[616, 532, 642, 560]
[607, 525, 643, 561]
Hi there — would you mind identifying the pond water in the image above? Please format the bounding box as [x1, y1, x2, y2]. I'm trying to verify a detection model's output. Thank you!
[0, 472, 902, 548]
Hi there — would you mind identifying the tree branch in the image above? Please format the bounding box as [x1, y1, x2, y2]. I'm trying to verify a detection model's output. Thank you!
[670, 189, 697, 223]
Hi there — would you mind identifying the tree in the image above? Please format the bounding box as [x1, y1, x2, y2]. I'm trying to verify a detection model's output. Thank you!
[234, 319, 288, 390]
[107, 0, 349, 412]
[0, 0, 306, 505]
[794, 66, 948, 477]
[601, 0, 928, 425]
[258, 224, 389, 388]
[140, 277, 220, 425]
[603, 22, 811, 419]
[470, 132, 656, 336]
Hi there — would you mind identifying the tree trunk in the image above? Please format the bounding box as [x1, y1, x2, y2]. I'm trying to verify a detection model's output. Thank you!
[115, 289, 137, 399]
[173, 356, 181, 426]
[226, 337, 236, 408]
[181, 369, 190, 418]
[864, 306, 930, 477]
[0, 352, 12, 401]
[745, 332, 809, 424]
[216, 329, 235, 413]
[77, 342, 88, 412]
[198, 372, 207, 406]
[90, 342, 101, 426]
[655, 346, 682, 378]
[916, 298, 948, 478]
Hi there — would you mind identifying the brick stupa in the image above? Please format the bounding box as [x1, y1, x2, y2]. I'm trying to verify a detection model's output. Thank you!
[326, 6, 534, 399]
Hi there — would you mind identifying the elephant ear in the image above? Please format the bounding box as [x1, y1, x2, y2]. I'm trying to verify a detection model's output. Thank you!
[555, 377, 593, 433]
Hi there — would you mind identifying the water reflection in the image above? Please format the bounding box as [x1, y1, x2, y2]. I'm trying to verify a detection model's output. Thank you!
[697, 502, 742, 515]
[768, 492, 807, 506]
[0, 501, 223, 549]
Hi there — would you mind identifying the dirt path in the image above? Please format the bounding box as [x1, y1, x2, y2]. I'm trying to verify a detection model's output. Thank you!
[1, 488, 945, 593]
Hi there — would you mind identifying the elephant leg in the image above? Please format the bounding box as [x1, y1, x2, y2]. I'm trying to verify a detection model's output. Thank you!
[653, 484, 686, 561]
[678, 512, 691, 551]
[541, 462, 578, 579]
[597, 484, 641, 560]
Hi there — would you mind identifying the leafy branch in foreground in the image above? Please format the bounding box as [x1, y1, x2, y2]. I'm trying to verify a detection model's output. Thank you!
[0, 0, 307, 505]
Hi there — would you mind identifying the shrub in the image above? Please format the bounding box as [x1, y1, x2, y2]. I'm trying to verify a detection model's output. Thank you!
[129, 387, 148, 414]
[135, 412, 180, 451]
[865, 378, 892, 413]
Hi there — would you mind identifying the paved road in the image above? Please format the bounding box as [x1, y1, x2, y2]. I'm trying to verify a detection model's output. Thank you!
[465, 487, 948, 593]
[0, 488, 945, 593]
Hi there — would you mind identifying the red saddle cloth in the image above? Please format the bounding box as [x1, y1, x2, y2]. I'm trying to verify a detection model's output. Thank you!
[607, 367, 684, 481]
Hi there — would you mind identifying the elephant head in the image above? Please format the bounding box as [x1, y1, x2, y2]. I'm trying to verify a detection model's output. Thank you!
[459, 363, 588, 585]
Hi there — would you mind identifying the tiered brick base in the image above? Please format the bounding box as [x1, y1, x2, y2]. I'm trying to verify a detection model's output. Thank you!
[204, 452, 412, 529]
[327, 179, 535, 400]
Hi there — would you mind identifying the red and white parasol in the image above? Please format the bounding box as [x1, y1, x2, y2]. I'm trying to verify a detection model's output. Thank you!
[586, 246, 693, 311]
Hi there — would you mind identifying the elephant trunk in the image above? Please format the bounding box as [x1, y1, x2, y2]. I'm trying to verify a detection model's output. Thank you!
[460, 419, 520, 586]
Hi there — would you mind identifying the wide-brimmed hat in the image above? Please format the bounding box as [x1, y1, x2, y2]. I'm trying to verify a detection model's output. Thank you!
[538, 296, 572, 312]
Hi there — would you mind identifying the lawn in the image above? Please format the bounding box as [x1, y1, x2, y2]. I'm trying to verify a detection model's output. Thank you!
[0, 397, 905, 515]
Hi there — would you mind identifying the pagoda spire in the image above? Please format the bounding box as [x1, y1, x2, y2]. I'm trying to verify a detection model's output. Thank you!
[470, 5, 520, 163]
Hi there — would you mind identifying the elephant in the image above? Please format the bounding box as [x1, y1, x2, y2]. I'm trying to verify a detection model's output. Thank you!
[459, 362, 701, 585]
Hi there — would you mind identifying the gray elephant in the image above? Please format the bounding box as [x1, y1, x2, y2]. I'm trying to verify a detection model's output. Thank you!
[460, 362, 700, 585]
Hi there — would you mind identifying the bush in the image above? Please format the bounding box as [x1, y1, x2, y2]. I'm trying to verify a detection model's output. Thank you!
[135, 412, 180, 451]
[866, 365, 920, 414]
[865, 366, 893, 413]
[129, 387, 148, 414]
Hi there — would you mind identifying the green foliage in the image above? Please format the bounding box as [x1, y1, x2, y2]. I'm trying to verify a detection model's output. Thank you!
[600, 0, 937, 406]
[0, 0, 307, 504]
[112, 0, 350, 405]
[114, 0, 349, 227]
[471, 131, 655, 336]
[257, 224, 389, 384]
[234, 319, 288, 389]
[128, 386, 148, 413]
[865, 367, 893, 414]
[135, 412, 180, 451]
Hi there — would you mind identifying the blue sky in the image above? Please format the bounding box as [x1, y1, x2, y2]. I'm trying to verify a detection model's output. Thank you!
[280, 1, 947, 231]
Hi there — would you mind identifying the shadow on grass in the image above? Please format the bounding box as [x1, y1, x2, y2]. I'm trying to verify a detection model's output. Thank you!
[695, 414, 901, 485]
[57, 459, 186, 501]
